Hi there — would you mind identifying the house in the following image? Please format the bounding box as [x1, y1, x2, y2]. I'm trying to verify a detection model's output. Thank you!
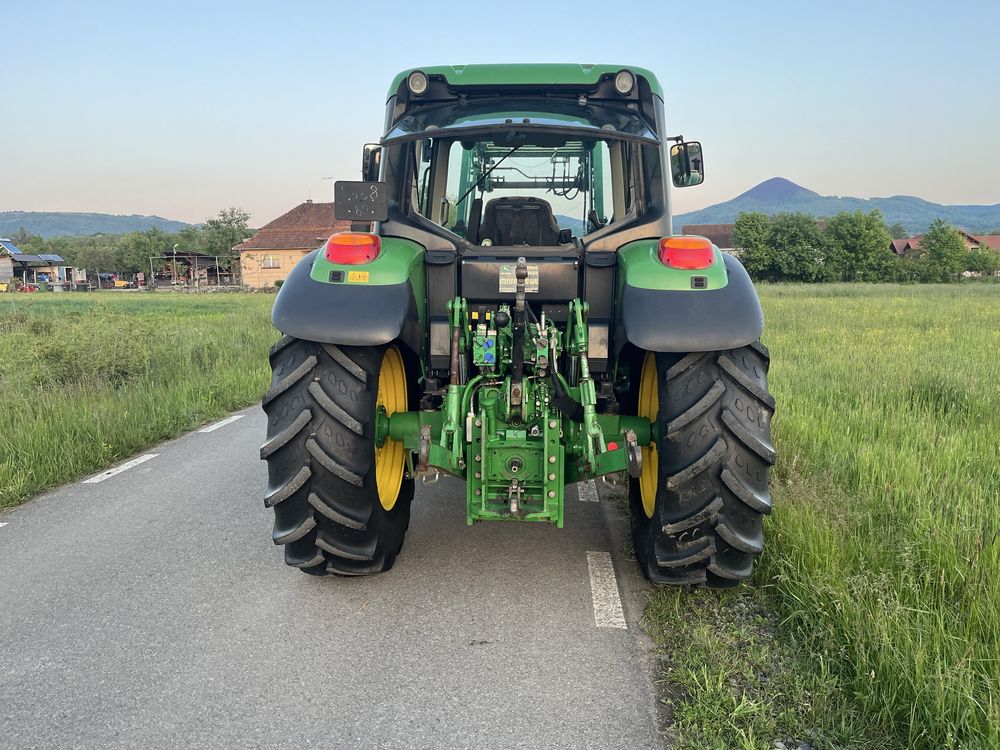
[974, 235, 1000, 252]
[235, 201, 350, 288]
[890, 230, 982, 256]
[681, 223, 734, 252]
[0, 238, 68, 288]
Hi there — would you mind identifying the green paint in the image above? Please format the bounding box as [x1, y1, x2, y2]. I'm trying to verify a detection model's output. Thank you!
[387, 64, 664, 100]
[383, 293, 656, 525]
[617, 238, 729, 291]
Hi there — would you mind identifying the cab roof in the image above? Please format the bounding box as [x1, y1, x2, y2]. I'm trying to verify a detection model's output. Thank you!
[386, 64, 663, 100]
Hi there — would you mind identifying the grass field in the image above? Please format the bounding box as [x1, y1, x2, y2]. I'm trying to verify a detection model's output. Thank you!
[0, 292, 276, 508]
[648, 284, 1000, 749]
[2, 285, 997, 747]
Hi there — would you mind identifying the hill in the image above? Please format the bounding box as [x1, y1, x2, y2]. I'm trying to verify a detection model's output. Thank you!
[0, 211, 194, 238]
[675, 177, 1000, 234]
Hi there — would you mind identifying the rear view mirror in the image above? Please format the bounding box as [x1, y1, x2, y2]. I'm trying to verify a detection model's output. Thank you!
[670, 141, 704, 187]
[362, 144, 382, 182]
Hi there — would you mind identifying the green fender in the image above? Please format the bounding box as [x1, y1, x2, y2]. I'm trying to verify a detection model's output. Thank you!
[616, 238, 764, 353]
[271, 237, 426, 354]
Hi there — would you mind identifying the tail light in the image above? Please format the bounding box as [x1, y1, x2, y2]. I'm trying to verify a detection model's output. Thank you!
[658, 237, 715, 269]
[324, 233, 380, 265]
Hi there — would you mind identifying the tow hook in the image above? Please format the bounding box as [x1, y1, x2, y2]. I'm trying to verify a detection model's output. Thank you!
[417, 424, 431, 473]
[625, 429, 642, 478]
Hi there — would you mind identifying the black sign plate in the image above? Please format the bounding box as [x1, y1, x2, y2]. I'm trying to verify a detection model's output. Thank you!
[334, 181, 389, 222]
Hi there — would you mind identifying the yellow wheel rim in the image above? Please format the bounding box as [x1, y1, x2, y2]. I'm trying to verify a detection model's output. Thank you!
[637, 351, 659, 519]
[375, 346, 407, 511]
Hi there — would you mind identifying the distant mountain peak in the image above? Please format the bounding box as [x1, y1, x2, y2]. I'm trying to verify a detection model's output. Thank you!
[675, 177, 1000, 234]
[733, 177, 820, 204]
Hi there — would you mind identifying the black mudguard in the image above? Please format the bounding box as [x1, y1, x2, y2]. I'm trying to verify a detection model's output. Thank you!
[620, 254, 764, 353]
[271, 249, 423, 354]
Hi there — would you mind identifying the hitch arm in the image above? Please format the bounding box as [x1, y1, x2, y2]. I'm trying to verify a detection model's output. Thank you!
[568, 299, 606, 471]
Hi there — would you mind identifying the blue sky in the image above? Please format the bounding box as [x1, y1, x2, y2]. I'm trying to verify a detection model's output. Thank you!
[2, 0, 998, 226]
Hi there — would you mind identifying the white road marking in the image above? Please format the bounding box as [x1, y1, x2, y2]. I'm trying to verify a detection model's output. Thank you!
[586, 551, 627, 629]
[0, 522, 7, 528]
[578, 479, 599, 502]
[198, 414, 245, 433]
[82, 454, 159, 484]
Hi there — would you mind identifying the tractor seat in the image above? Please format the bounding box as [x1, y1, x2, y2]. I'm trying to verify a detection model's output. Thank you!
[478, 196, 561, 246]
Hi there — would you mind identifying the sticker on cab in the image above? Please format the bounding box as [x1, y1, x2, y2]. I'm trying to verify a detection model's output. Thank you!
[347, 271, 370, 283]
[498, 264, 539, 293]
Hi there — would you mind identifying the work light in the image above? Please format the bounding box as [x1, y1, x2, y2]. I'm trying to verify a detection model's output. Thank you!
[614, 69, 635, 95]
[407, 70, 429, 96]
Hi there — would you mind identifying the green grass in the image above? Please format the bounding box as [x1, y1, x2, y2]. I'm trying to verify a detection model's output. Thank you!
[0, 292, 276, 508]
[647, 284, 1000, 749]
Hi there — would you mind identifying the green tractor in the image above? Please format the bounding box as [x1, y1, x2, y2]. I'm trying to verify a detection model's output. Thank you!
[261, 65, 774, 586]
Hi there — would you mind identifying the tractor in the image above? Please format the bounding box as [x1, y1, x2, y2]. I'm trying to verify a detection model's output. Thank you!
[261, 65, 774, 587]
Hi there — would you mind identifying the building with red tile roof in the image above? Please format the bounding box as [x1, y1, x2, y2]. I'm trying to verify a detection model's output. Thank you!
[236, 201, 349, 287]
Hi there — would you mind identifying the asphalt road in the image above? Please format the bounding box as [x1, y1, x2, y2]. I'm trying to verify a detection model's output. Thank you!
[0, 406, 664, 749]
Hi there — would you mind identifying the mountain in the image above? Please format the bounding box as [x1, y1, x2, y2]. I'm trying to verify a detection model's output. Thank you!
[555, 214, 586, 234]
[0, 211, 194, 238]
[675, 178, 1000, 234]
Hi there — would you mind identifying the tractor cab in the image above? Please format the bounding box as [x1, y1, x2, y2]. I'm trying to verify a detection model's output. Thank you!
[360, 67, 685, 378]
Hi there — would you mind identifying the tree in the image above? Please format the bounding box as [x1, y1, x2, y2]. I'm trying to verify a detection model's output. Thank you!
[768, 213, 826, 282]
[72, 236, 119, 273]
[823, 210, 893, 281]
[116, 228, 172, 272]
[919, 219, 967, 282]
[10, 227, 36, 247]
[200, 207, 253, 261]
[731, 211, 774, 280]
[888, 222, 909, 239]
[966, 245, 1000, 277]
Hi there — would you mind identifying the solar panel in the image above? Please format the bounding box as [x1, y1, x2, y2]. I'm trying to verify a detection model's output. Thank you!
[10, 253, 43, 263]
[0, 240, 20, 254]
[39, 254, 65, 263]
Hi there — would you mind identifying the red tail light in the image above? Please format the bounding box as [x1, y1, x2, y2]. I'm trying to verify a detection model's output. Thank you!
[658, 237, 715, 269]
[324, 233, 380, 265]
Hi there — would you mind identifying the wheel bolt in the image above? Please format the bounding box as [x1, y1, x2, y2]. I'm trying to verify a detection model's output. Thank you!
[548, 455, 556, 463]
[547, 490, 555, 498]
[548, 473, 556, 481]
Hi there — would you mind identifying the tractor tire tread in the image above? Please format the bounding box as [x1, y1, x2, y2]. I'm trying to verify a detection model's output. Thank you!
[259, 408, 312, 459]
[631, 341, 774, 589]
[262, 355, 317, 407]
[307, 491, 369, 531]
[308, 381, 364, 435]
[666, 379, 725, 437]
[261, 339, 412, 577]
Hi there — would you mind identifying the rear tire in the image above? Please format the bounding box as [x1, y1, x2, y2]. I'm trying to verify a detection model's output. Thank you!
[261, 336, 413, 576]
[629, 342, 774, 587]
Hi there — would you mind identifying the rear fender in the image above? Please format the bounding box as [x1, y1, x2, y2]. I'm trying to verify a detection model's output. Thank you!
[271, 237, 425, 355]
[616, 238, 763, 353]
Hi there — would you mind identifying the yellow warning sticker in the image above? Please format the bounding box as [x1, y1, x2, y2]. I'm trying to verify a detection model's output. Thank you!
[347, 271, 370, 283]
